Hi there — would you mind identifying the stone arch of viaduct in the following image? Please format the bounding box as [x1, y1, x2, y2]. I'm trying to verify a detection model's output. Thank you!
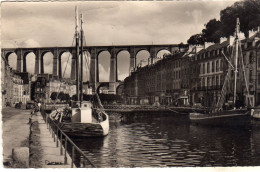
[2, 44, 181, 93]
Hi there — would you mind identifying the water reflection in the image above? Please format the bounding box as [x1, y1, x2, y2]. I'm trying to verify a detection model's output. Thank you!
[71, 112, 260, 167]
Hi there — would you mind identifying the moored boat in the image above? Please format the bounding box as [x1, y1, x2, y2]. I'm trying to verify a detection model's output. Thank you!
[50, 101, 109, 137]
[251, 108, 260, 120]
[48, 7, 109, 137]
[190, 109, 250, 126]
[189, 18, 251, 126]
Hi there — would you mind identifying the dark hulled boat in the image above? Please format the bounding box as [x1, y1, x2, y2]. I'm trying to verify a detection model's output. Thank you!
[189, 18, 251, 126]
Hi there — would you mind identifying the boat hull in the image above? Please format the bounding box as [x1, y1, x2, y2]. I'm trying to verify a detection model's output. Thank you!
[59, 119, 109, 137]
[49, 109, 109, 137]
[189, 109, 250, 126]
[251, 108, 260, 120]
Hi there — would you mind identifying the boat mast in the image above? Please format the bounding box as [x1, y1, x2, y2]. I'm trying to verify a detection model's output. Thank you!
[75, 6, 80, 101]
[80, 13, 84, 107]
[233, 18, 240, 107]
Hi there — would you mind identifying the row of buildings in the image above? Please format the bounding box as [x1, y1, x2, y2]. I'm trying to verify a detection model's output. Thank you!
[1, 56, 81, 107]
[1, 53, 110, 107]
[123, 30, 260, 107]
[32, 74, 96, 104]
[1, 55, 31, 107]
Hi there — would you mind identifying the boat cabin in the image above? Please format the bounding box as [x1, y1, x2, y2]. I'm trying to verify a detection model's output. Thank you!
[71, 101, 93, 123]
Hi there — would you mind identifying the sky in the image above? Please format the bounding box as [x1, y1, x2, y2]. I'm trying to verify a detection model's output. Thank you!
[1, 0, 237, 81]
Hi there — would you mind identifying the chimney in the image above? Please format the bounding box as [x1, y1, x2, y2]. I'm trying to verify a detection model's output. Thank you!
[249, 30, 257, 38]
[228, 35, 235, 46]
[188, 45, 194, 53]
[220, 37, 227, 44]
[238, 32, 245, 39]
[204, 42, 214, 49]
[195, 45, 204, 53]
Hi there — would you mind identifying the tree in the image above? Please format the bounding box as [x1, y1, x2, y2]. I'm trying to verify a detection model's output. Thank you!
[187, 0, 260, 44]
[187, 34, 205, 45]
[71, 95, 78, 101]
[220, 0, 260, 38]
[64, 93, 70, 103]
[58, 92, 65, 102]
[50, 92, 58, 101]
[202, 19, 224, 43]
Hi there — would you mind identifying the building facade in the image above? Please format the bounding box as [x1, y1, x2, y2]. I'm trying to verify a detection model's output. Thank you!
[124, 30, 260, 107]
[32, 74, 77, 103]
[1, 54, 31, 107]
[124, 49, 191, 106]
[46, 79, 76, 103]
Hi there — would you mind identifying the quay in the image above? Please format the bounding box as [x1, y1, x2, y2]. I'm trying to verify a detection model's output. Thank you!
[36, 111, 73, 168]
[2, 106, 95, 168]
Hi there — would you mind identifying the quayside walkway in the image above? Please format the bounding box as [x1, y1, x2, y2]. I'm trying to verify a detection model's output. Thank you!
[36, 112, 73, 168]
[40, 110, 96, 168]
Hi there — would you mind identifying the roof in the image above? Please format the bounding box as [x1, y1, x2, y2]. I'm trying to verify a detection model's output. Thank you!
[247, 31, 260, 42]
[14, 72, 30, 84]
[196, 40, 231, 55]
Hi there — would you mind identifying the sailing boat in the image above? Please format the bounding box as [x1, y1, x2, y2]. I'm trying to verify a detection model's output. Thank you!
[189, 18, 251, 126]
[49, 7, 109, 137]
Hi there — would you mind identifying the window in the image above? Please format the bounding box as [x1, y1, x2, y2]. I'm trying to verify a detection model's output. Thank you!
[216, 75, 219, 86]
[212, 61, 215, 73]
[249, 52, 253, 64]
[212, 76, 215, 86]
[220, 59, 223, 71]
[216, 60, 219, 72]
[258, 73, 260, 85]
[207, 62, 210, 73]
[249, 70, 253, 83]
[258, 57, 260, 68]
[203, 63, 205, 74]
[220, 75, 224, 85]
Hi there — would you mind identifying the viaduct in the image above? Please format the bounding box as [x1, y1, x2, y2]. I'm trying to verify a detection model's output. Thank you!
[2, 44, 185, 93]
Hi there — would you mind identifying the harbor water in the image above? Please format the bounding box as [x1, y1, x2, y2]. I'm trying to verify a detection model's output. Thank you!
[70, 112, 260, 167]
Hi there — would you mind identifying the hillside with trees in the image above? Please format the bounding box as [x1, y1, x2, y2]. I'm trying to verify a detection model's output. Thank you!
[187, 0, 260, 45]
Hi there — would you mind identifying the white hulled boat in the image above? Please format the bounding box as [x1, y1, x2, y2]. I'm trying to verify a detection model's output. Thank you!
[49, 7, 109, 137]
